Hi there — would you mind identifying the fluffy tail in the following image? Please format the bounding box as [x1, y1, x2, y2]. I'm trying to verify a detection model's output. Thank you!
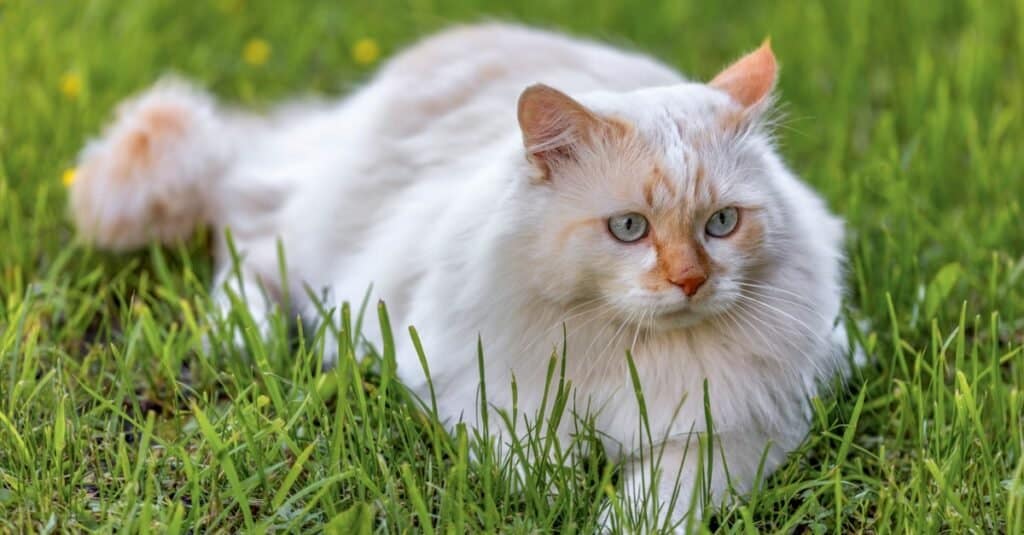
[69, 77, 236, 251]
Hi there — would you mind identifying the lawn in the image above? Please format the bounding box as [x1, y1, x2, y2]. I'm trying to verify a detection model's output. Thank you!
[1, 0, 1023, 532]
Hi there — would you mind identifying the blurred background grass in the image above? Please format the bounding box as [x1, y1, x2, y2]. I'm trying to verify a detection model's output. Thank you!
[1, 0, 1023, 532]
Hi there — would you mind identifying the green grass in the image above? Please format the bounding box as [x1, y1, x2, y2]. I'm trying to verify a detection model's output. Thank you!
[2, 0, 1023, 532]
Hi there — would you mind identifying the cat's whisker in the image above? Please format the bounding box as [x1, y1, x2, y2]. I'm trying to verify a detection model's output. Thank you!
[734, 280, 822, 309]
[713, 308, 786, 373]
[629, 308, 649, 355]
[731, 307, 826, 380]
[520, 297, 614, 357]
[581, 306, 626, 361]
[598, 310, 636, 364]
[729, 303, 803, 356]
[646, 308, 656, 344]
[732, 294, 825, 342]
[721, 306, 791, 363]
[733, 286, 823, 318]
[729, 301, 830, 380]
[729, 306, 825, 383]
[734, 280, 815, 302]
[564, 307, 624, 362]
[577, 309, 636, 391]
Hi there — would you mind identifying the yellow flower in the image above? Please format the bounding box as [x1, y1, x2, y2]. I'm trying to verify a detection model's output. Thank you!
[60, 73, 82, 100]
[351, 38, 380, 66]
[61, 167, 77, 187]
[243, 38, 271, 66]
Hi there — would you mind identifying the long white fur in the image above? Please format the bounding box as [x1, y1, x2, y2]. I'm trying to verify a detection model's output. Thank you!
[70, 23, 848, 528]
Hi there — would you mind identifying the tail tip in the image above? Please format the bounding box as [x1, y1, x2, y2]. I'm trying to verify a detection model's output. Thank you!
[69, 77, 230, 251]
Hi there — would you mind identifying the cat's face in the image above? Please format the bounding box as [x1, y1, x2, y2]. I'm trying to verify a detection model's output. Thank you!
[517, 42, 783, 330]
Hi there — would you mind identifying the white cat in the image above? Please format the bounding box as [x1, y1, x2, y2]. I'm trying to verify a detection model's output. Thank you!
[70, 23, 850, 529]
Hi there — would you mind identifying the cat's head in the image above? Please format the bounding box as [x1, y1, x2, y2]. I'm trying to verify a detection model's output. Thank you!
[514, 42, 795, 330]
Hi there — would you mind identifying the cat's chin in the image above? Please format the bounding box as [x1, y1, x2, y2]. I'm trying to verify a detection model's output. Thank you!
[602, 298, 722, 332]
[634, 298, 742, 332]
[645, 307, 712, 330]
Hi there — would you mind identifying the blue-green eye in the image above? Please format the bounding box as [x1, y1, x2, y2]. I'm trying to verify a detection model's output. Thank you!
[608, 212, 649, 242]
[705, 207, 739, 237]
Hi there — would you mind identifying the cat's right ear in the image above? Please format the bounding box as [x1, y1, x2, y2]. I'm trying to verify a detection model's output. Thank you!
[517, 84, 603, 178]
[710, 40, 777, 110]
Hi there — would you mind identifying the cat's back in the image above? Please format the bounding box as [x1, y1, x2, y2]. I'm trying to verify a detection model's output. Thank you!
[381, 23, 682, 92]
[367, 23, 684, 141]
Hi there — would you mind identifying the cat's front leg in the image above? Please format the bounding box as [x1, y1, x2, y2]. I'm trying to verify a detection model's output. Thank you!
[608, 430, 786, 533]
[608, 438, 704, 533]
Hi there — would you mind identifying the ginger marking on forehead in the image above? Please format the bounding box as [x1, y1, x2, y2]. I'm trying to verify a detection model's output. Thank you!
[644, 165, 678, 207]
[644, 181, 655, 207]
[691, 164, 706, 197]
[695, 163, 707, 186]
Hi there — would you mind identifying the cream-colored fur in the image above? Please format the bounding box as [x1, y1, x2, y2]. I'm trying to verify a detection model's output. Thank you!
[70, 23, 849, 530]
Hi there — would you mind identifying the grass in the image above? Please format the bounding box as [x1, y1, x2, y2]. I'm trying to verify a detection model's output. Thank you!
[1, 0, 1023, 532]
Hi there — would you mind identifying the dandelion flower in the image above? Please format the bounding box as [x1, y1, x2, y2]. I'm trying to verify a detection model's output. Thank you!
[61, 167, 77, 187]
[243, 38, 271, 66]
[60, 73, 82, 100]
[352, 38, 380, 66]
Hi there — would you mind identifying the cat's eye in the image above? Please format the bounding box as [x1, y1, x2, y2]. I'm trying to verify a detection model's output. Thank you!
[608, 212, 649, 242]
[705, 207, 739, 237]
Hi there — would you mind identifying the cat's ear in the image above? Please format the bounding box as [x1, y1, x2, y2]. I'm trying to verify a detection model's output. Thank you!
[710, 40, 777, 109]
[517, 84, 604, 177]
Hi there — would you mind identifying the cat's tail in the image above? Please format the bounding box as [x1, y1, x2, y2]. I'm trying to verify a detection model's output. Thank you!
[69, 77, 239, 251]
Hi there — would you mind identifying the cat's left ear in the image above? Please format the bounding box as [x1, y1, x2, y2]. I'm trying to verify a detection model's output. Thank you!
[710, 40, 777, 111]
[517, 84, 605, 178]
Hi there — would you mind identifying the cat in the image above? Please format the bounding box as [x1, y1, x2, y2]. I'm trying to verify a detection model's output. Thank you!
[69, 23, 850, 530]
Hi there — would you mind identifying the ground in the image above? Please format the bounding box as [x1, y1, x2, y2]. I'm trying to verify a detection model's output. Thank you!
[1, 0, 1022, 532]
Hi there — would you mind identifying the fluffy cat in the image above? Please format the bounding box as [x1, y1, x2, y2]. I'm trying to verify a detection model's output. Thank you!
[70, 23, 850, 529]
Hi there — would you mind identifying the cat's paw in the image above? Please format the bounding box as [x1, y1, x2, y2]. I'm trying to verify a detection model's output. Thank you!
[70, 77, 231, 250]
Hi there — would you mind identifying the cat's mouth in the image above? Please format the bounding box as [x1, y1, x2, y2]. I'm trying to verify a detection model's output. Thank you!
[595, 283, 726, 330]
[629, 290, 733, 331]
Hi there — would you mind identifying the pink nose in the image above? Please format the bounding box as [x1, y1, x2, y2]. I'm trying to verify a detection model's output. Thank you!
[671, 274, 707, 297]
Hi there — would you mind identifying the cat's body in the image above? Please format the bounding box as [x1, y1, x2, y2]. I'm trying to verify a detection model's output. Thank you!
[71, 23, 849, 528]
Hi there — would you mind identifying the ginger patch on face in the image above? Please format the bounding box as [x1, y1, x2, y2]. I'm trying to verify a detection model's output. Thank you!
[643, 165, 678, 208]
[636, 162, 743, 295]
[643, 233, 715, 294]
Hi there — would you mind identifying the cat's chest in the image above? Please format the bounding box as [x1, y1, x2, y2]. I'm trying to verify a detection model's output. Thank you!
[558, 330, 781, 439]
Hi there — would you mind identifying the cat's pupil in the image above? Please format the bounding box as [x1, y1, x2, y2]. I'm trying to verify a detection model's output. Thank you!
[625, 218, 633, 230]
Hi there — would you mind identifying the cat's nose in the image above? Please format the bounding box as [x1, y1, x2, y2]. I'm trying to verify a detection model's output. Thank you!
[671, 274, 707, 297]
